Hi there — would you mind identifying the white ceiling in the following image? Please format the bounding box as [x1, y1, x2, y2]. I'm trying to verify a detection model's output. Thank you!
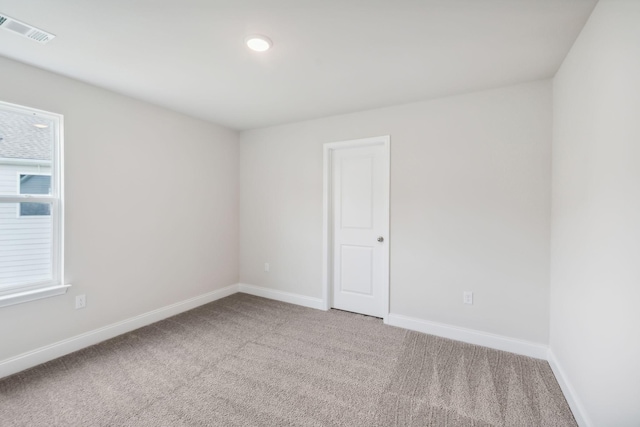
[0, 0, 597, 130]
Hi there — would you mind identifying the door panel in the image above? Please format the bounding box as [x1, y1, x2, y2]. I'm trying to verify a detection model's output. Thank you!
[340, 156, 373, 229]
[340, 245, 373, 295]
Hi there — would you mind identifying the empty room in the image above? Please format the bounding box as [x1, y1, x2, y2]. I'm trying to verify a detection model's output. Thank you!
[0, 0, 638, 426]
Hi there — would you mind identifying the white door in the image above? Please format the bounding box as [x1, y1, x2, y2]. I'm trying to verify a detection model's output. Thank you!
[326, 136, 389, 318]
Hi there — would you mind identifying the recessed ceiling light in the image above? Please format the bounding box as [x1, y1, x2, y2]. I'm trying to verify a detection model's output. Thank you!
[245, 35, 272, 52]
[33, 124, 49, 129]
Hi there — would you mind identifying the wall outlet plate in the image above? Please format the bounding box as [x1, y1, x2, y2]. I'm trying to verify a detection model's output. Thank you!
[75, 294, 86, 309]
[463, 291, 473, 305]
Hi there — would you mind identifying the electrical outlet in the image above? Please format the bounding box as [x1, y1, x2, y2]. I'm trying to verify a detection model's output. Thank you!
[75, 294, 86, 309]
[264, 262, 270, 272]
[463, 291, 473, 305]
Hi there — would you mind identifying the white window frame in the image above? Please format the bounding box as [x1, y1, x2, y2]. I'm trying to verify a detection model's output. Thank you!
[16, 172, 52, 218]
[0, 100, 68, 307]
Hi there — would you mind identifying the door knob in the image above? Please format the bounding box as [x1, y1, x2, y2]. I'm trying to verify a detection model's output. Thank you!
[377, 236, 384, 242]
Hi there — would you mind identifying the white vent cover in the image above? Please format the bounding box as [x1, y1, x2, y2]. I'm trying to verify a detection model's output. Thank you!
[0, 13, 55, 44]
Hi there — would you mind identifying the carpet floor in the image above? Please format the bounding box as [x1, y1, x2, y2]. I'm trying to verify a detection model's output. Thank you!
[0, 293, 576, 426]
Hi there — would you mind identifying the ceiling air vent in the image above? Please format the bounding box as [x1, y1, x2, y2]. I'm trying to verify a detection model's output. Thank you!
[0, 13, 55, 44]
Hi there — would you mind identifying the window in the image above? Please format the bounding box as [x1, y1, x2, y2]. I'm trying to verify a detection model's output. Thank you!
[0, 101, 67, 307]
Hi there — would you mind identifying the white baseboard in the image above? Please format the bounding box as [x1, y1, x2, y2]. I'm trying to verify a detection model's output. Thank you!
[238, 283, 325, 310]
[386, 313, 548, 359]
[547, 349, 591, 427]
[0, 283, 239, 379]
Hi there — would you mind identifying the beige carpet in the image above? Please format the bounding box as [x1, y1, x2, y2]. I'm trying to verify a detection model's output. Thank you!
[0, 293, 576, 426]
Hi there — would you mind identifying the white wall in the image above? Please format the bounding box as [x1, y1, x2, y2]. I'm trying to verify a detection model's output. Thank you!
[240, 80, 551, 344]
[0, 56, 239, 361]
[550, 0, 640, 425]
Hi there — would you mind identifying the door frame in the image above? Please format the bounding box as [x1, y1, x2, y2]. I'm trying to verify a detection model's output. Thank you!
[322, 135, 390, 322]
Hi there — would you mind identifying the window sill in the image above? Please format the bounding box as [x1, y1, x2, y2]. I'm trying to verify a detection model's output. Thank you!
[0, 284, 71, 308]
